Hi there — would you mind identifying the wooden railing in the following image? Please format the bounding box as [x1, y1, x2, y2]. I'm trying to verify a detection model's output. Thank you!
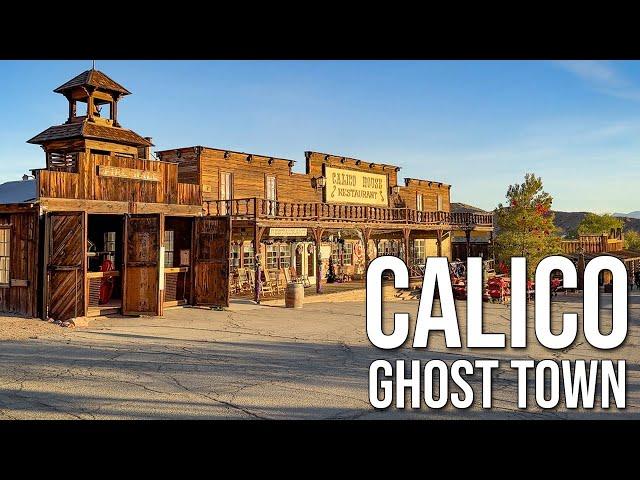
[36, 153, 201, 206]
[205, 198, 494, 228]
[562, 235, 625, 254]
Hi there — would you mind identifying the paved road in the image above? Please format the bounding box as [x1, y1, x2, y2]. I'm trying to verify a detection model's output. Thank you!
[0, 293, 638, 419]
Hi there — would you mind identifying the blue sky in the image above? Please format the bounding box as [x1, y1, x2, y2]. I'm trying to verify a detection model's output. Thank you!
[1, 60, 639, 213]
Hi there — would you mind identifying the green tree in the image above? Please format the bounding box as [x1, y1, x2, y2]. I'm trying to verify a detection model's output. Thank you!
[577, 213, 623, 236]
[493, 173, 562, 278]
[625, 230, 640, 250]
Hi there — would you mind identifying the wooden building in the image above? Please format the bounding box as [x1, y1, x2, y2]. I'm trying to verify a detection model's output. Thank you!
[0, 67, 494, 319]
[156, 148, 494, 301]
[0, 69, 209, 319]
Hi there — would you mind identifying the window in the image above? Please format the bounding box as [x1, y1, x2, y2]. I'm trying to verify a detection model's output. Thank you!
[266, 243, 290, 270]
[164, 230, 175, 267]
[413, 239, 425, 264]
[47, 152, 79, 172]
[331, 242, 353, 265]
[0, 228, 9, 286]
[230, 244, 240, 267]
[343, 243, 353, 265]
[379, 240, 400, 257]
[279, 244, 291, 268]
[437, 194, 443, 211]
[266, 244, 278, 270]
[104, 231, 116, 253]
[416, 193, 423, 212]
[331, 243, 340, 264]
[243, 242, 254, 268]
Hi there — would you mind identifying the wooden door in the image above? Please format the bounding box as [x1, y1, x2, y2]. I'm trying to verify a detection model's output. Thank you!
[265, 175, 277, 216]
[296, 244, 303, 276]
[220, 171, 232, 215]
[45, 211, 86, 321]
[192, 216, 231, 307]
[123, 214, 162, 315]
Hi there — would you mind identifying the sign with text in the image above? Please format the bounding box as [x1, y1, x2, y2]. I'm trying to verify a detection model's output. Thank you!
[97, 165, 162, 182]
[324, 166, 388, 206]
[268, 227, 308, 237]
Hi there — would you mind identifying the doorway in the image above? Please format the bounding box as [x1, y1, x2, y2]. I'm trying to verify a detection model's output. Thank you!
[86, 214, 123, 316]
[163, 217, 193, 307]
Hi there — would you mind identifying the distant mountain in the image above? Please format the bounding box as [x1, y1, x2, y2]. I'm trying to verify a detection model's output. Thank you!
[614, 211, 640, 219]
[553, 210, 640, 236]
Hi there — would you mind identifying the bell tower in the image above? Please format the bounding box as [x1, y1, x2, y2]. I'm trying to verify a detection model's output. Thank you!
[28, 67, 153, 170]
[56, 67, 129, 127]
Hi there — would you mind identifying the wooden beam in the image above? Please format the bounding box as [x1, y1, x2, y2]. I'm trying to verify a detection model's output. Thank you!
[402, 227, 411, 264]
[361, 227, 372, 270]
[311, 227, 325, 293]
[39, 198, 202, 216]
[254, 225, 266, 303]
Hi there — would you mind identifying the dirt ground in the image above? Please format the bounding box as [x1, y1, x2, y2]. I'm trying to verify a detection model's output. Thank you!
[0, 289, 637, 419]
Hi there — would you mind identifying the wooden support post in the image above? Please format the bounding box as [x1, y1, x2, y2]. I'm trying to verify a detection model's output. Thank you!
[436, 229, 442, 257]
[361, 227, 372, 271]
[402, 228, 411, 265]
[312, 227, 325, 294]
[489, 229, 495, 262]
[465, 229, 471, 259]
[254, 225, 266, 304]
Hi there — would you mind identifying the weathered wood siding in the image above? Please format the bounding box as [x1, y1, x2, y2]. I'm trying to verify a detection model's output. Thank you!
[198, 148, 300, 203]
[157, 147, 200, 184]
[398, 178, 451, 212]
[0, 209, 39, 317]
[37, 153, 201, 206]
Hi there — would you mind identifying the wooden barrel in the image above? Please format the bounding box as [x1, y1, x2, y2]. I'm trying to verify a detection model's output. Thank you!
[285, 282, 304, 308]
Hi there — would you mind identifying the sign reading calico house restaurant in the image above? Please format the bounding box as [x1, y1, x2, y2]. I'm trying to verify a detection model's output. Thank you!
[324, 166, 388, 206]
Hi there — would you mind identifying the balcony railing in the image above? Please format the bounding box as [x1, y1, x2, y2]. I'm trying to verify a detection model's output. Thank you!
[204, 198, 493, 228]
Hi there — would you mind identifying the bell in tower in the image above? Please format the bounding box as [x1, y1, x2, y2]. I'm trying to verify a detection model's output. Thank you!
[27, 67, 153, 170]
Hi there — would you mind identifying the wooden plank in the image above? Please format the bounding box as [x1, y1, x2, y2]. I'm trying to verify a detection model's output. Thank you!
[122, 214, 161, 315]
[39, 197, 202, 216]
[45, 211, 85, 321]
[193, 216, 230, 307]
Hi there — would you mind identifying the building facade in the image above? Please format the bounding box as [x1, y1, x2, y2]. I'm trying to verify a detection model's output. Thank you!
[0, 68, 493, 319]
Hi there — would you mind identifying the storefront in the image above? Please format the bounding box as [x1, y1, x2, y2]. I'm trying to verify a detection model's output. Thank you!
[157, 148, 494, 302]
[0, 67, 495, 318]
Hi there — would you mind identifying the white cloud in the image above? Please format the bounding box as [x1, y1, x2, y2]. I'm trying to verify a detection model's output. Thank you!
[554, 60, 640, 101]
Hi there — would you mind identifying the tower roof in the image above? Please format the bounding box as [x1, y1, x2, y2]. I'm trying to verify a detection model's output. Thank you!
[27, 122, 152, 148]
[53, 69, 131, 96]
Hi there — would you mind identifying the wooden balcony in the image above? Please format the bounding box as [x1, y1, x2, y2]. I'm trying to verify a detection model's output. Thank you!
[204, 198, 494, 229]
[561, 234, 624, 255]
[35, 153, 202, 207]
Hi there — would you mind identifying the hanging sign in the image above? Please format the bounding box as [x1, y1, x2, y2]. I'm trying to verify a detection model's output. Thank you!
[324, 166, 388, 206]
[268, 227, 308, 237]
[97, 165, 162, 182]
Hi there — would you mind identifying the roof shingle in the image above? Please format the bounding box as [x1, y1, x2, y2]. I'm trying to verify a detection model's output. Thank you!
[54, 69, 131, 95]
[27, 121, 152, 147]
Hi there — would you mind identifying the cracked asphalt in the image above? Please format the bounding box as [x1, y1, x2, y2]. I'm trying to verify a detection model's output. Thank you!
[0, 291, 638, 419]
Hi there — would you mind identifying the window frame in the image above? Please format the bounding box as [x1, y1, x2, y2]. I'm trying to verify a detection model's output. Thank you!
[163, 230, 175, 268]
[0, 226, 11, 287]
